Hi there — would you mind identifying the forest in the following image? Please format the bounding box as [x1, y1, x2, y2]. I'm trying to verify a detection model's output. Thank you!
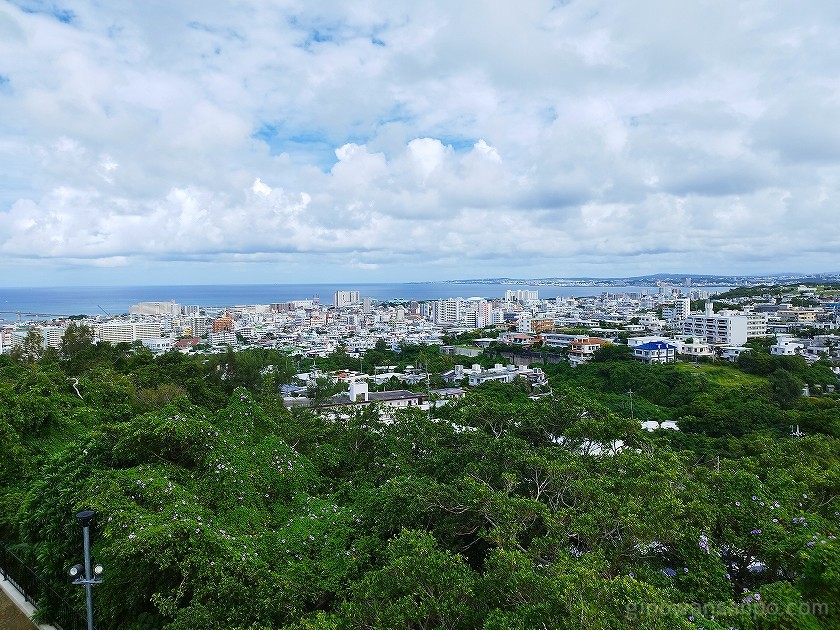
[1, 324, 838, 629]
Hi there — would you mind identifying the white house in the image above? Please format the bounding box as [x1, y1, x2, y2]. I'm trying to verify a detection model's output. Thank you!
[633, 341, 677, 364]
[770, 335, 805, 356]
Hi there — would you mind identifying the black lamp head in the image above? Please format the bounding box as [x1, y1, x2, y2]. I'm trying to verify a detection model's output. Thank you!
[75, 510, 96, 526]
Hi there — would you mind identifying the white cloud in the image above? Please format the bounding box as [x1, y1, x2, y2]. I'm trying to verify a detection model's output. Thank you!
[251, 178, 271, 196]
[1, 0, 839, 284]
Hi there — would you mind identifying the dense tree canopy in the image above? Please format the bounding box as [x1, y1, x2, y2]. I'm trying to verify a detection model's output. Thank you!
[0, 341, 838, 629]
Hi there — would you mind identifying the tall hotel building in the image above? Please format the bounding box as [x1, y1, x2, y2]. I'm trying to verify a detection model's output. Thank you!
[334, 291, 361, 307]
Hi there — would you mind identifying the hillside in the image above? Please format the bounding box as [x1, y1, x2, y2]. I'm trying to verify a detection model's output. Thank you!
[0, 339, 838, 629]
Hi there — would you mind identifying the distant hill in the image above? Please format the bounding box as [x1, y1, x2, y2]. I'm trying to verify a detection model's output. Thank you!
[444, 271, 840, 287]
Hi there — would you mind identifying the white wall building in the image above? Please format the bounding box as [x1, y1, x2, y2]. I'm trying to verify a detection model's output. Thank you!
[770, 335, 805, 356]
[141, 337, 174, 353]
[44, 325, 67, 349]
[682, 303, 751, 346]
[97, 321, 163, 344]
[505, 289, 538, 303]
[745, 312, 769, 338]
[333, 290, 360, 307]
[516, 314, 532, 333]
[130, 300, 180, 316]
[435, 298, 463, 324]
[673, 297, 690, 321]
[209, 330, 237, 346]
[0, 326, 13, 354]
[185, 315, 211, 337]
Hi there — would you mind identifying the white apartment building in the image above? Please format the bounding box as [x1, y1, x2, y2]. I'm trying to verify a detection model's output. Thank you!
[673, 297, 690, 321]
[445, 363, 545, 387]
[9, 330, 29, 351]
[0, 326, 13, 354]
[432, 297, 491, 327]
[333, 290, 360, 307]
[467, 298, 490, 328]
[543, 333, 587, 348]
[129, 300, 180, 316]
[682, 303, 761, 346]
[97, 321, 163, 344]
[185, 316, 211, 337]
[435, 298, 463, 324]
[673, 339, 714, 358]
[505, 289, 538, 303]
[42, 325, 66, 349]
[8, 325, 67, 351]
[210, 330, 237, 346]
[745, 312, 768, 338]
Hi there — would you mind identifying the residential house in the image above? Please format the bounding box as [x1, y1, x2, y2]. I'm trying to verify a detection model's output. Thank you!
[633, 341, 677, 364]
[568, 337, 608, 367]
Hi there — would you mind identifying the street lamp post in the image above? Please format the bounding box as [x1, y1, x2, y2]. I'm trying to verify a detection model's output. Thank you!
[68, 510, 104, 630]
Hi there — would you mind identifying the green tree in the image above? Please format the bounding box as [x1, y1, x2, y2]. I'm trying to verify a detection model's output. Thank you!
[590, 343, 633, 362]
[59, 322, 95, 360]
[11, 329, 45, 363]
[307, 375, 345, 406]
[769, 368, 804, 409]
[343, 529, 481, 629]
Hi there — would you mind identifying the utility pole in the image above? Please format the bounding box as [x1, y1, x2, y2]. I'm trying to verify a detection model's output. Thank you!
[627, 388, 634, 421]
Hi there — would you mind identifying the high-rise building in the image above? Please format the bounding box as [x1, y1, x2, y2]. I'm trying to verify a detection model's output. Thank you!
[673, 297, 691, 321]
[505, 289, 538, 303]
[213, 311, 234, 333]
[129, 300, 180, 316]
[41, 325, 67, 349]
[9, 325, 66, 350]
[435, 298, 462, 324]
[186, 316, 211, 337]
[334, 290, 361, 307]
[97, 322, 162, 344]
[682, 303, 765, 346]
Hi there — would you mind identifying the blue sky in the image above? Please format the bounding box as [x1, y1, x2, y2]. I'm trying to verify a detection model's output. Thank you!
[1, 0, 839, 286]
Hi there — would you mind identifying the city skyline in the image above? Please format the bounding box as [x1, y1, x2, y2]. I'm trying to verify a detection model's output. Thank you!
[2, 1, 839, 286]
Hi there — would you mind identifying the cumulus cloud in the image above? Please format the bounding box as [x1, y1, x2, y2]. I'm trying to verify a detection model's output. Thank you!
[1, 0, 839, 284]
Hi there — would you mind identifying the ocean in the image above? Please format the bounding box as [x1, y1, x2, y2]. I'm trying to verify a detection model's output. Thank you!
[0, 283, 728, 320]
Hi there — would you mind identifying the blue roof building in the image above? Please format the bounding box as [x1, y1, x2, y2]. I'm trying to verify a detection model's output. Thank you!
[633, 341, 677, 364]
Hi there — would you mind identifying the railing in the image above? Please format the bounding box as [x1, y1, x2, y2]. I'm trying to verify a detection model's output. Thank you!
[0, 541, 87, 630]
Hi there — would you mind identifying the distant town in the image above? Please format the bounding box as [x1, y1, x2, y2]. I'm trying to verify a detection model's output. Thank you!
[2, 279, 840, 628]
[4, 278, 840, 393]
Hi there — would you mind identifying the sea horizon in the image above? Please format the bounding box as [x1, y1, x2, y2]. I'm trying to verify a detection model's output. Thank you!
[0, 282, 730, 320]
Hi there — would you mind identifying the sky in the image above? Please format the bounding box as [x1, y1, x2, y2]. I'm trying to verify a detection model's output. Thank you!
[1, 0, 839, 286]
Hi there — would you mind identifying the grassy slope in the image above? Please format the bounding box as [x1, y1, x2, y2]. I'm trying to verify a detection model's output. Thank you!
[673, 361, 766, 388]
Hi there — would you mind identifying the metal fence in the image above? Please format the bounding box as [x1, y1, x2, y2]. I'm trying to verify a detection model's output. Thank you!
[0, 541, 87, 630]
